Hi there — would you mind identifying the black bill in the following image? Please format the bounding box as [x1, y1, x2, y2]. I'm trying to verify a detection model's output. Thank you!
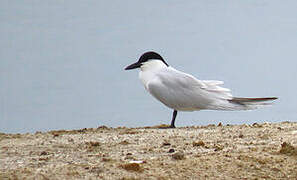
[125, 62, 141, 70]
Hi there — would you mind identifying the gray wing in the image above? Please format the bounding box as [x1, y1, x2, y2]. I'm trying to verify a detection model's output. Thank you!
[147, 68, 231, 111]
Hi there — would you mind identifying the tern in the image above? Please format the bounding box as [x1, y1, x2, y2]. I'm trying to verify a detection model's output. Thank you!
[125, 51, 277, 128]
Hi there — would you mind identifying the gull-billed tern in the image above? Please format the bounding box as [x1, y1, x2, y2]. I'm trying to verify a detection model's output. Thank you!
[125, 51, 277, 128]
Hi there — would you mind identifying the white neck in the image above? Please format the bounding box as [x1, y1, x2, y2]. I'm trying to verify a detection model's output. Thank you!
[139, 60, 168, 89]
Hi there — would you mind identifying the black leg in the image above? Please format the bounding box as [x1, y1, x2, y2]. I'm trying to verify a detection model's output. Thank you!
[170, 110, 177, 128]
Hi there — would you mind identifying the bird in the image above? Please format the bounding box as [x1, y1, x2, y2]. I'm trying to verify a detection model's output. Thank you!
[125, 51, 277, 128]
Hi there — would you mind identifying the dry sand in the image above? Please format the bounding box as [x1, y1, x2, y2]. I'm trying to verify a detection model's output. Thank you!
[1, 121, 297, 180]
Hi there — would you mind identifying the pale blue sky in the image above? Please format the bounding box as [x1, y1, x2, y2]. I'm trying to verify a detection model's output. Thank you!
[1, 1, 296, 133]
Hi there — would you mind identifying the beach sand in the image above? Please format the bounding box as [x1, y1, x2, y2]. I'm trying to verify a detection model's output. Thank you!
[1, 121, 297, 179]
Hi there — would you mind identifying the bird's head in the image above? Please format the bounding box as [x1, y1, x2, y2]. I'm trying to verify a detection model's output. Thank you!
[125, 51, 169, 71]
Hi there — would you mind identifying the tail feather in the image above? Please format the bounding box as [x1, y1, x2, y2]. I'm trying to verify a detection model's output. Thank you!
[208, 97, 277, 111]
[228, 97, 278, 109]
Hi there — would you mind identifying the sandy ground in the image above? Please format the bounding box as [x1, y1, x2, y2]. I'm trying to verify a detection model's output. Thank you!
[1, 121, 297, 180]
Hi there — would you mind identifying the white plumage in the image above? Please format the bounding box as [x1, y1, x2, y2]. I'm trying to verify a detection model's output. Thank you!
[125, 51, 277, 128]
[140, 60, 252, 111]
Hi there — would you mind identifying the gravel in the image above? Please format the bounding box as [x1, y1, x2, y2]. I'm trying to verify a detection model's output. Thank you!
[1, 122, 297, 179]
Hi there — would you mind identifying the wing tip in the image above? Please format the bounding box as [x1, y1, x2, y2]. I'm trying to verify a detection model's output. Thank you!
[229, 97, 278, 106]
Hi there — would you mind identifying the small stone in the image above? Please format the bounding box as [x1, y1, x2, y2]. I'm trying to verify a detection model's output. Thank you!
[90, 167, 104, 174]
[252, 123, 263, 128]
[162, 142, 171, 146]
[102, 158, 112, 162]
[129, 160, 144, 164]
[172, 152, 185, 160]
[40, 151, 48, 156]
[120, 163, 143, 172]
[119, 140, 130, 145]
[89, 141, 100, 146]
[193, 141, 205, 147]
[214, 145, 223, 151]
[168, 149, 175, 153]
[97, 125, 109, 129]
[279, 142, 297, 156]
